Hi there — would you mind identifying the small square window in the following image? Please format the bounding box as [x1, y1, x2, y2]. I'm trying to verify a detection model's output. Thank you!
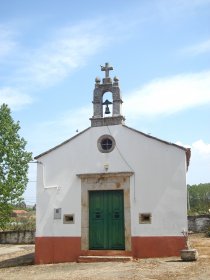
[139, 213, 152, 224]
[63, 214, 75, 224]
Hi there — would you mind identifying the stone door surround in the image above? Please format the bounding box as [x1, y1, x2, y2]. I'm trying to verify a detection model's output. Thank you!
[77, 172, 133, 251]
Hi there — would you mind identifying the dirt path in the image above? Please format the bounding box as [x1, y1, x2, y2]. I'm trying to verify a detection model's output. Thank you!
[0, 234, 209, 280]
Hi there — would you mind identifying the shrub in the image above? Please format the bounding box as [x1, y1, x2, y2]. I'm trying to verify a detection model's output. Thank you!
[5, 213, 35, 231]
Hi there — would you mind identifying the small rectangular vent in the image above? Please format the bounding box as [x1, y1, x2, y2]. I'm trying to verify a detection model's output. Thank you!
[139, 213, 152, 224]
[63, 214, 75, 224]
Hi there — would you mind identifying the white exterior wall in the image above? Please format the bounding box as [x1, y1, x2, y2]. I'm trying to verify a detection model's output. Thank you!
[36, 124, 187, 238]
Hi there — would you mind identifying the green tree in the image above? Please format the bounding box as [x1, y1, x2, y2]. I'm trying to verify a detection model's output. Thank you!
[188, 183, 210, 214]
[0, 104, 32, 229]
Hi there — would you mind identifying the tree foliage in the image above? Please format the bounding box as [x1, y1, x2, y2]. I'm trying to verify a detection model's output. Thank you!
[188, 183, 210, 214]
[0, 104, 32, 228]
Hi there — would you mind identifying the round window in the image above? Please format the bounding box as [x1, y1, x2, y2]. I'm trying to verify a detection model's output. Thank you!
[97, 135, 115, 153]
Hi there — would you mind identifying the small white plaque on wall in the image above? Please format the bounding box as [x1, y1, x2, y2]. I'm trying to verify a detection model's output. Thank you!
[54, 208, 62, 219]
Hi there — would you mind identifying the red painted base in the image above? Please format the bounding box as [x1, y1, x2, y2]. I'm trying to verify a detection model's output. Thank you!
[35, 236, 185, 264]
[35, 237, 81, 264]
[132, 236, 185, 258]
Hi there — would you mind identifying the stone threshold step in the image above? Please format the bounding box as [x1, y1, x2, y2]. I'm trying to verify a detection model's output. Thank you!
[80, 250, 132, 256]
[78, 256, 133, 263]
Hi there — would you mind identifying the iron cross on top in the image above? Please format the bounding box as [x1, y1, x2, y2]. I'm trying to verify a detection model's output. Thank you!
[101, 62, 113, 78]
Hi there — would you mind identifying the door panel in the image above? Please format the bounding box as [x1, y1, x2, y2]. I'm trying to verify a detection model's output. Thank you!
[89, 190, 125, 250]
[108, 191, 125, 249]
[89, 191, 105, 249]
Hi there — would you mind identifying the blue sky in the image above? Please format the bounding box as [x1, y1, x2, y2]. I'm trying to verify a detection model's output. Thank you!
[0, 0, 210, 205]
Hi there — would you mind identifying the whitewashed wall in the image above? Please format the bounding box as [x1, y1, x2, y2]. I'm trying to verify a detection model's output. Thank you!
[36, 124, 187, 237]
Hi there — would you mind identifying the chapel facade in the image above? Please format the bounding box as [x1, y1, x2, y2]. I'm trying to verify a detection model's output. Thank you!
[35, 63, 190, 264]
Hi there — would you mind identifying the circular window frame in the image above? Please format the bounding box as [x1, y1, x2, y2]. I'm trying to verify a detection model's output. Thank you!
[97, 134, 116, 153]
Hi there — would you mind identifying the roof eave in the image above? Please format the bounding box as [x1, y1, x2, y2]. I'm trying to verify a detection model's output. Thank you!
[123, 124, 191, 169]
[34, 127, 91, 159]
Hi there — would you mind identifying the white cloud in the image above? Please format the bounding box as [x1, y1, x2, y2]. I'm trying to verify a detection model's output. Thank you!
[189, 139, 210, 184]
[178, 140, 210, 157]
[20, 20, 111, 87]
[181, 39, 210, 56]
[0, 24, 17, 59]
[155, 0, 210, 20]
[176, 140, 210, 184]
[0, 87, 32, 110]
[0, 19, 112, 110]
[192, 140, 210, 156]
[124, 71, 210, 118]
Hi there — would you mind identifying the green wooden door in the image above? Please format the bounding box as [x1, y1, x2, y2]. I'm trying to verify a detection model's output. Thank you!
[89, 190, 125, 250]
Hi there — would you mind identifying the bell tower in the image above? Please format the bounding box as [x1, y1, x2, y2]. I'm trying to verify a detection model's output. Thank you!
[90, 63, 125, 127]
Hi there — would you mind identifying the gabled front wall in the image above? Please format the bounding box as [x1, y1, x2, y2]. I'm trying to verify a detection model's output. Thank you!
[35, 125, 187, 263]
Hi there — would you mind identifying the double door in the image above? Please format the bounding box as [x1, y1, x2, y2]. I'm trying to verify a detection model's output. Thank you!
[89, 190, 125, 250]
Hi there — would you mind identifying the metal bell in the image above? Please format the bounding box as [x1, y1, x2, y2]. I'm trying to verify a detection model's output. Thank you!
[102, 99, 113, 115]
[105, 104, 111, 114]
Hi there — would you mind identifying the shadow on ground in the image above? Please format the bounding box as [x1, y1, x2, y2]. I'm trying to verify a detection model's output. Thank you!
[0, 253, 34, 268]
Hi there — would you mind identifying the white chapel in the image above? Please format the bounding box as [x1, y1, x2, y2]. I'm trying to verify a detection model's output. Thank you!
[35, 63, 190, 264]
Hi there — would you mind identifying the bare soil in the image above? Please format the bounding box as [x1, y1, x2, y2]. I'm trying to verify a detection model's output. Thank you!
[0, 234, 209, 280]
